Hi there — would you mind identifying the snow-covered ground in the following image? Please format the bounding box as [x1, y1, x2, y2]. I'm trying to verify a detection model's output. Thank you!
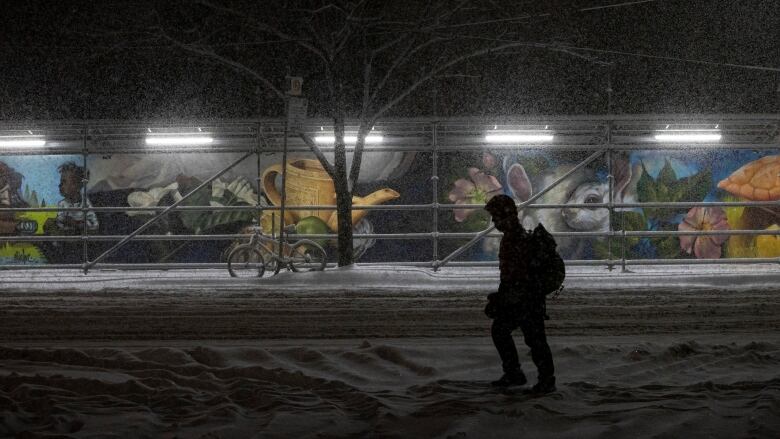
[1, 265, 779, 438]
[3, 336, 779, 438]
[2, 262, 779, 292]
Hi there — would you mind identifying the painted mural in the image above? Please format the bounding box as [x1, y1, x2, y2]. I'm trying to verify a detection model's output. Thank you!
[0, 156, 83, 265]
[0, 147, 778, 266]
[439, 148, 780, 261]
[258, 158, 403, 259]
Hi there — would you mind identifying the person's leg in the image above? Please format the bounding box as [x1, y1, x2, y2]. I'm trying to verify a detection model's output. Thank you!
[519, 312, 556, 391]
[490, 318, 527, 386]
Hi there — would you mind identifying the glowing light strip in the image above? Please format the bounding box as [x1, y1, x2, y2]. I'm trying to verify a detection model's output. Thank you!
[0, 139, 47, 148]
[145, 136, 214, 146]
[314, 135, 384, 144]
[485, 134, 554, 143]
[654, 133, 721, 142]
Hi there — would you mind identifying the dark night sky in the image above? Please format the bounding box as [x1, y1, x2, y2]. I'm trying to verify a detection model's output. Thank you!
[0, 0, 778, 120]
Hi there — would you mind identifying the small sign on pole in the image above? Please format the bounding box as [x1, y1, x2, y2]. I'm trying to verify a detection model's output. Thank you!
[288, 76, 303, 96]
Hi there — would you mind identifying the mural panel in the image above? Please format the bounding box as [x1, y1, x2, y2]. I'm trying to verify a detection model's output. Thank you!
[257, 150, 429, 262]
[437, 147, 780, 262]
[1, 145, 777, 266]
[86, 153, 259, 264]
[0, 155, 84, 265]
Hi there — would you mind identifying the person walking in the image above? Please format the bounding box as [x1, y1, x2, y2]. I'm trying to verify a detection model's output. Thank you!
[483, 194, 556, 393]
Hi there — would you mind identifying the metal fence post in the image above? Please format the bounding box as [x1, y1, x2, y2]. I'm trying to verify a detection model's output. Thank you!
[81, 125, 89, 274]
[621, 211, 629, 272]
[431, 122, 439, 271]
[277, 100, 290, 272]
[256, 122, 262, 223]
[606, 121, 614, 271]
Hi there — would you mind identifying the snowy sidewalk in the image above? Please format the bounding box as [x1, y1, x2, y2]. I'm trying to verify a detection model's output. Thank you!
[1, 263, 778, 292]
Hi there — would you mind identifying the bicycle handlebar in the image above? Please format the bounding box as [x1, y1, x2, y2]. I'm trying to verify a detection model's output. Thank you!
[246, 224, 297, 235]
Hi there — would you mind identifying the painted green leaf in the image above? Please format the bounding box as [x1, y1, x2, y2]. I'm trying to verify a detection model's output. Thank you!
[595, 211, 647, 259]
[657, 159, 677, 187]
[636, 164, 657, 202]
[657, 236, 682, 259]
[187, 204, 253, 234]
[620, 211, 646, 231]
[459, 209, 490, 232]
[669, 183, 685, 203]
[657, 183, 670, 200]
[179, 180, 211, 232]
[592, 239, 608, 258]
[176, 178, 255, 234]
[519, 155, 548, 177]
[678, 168, 712, 202]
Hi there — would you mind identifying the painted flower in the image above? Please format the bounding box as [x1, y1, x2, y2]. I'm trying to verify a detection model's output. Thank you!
[678, 206, 730, 259]
[448, 167, 503, 222]
[482, 151, 498, 169]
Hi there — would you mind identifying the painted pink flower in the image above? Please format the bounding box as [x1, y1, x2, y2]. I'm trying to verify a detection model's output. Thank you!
[482, 151, 498, 169]
[678, 206, 730, 259]
[448, 167, 503, 222]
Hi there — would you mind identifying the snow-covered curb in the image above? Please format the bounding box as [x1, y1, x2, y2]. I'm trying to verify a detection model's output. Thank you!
[1, 263, 778, 292]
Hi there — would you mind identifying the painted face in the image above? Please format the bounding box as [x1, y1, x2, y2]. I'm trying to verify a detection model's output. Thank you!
[561, 183, 610, 231]
[59, 172, 81, 200]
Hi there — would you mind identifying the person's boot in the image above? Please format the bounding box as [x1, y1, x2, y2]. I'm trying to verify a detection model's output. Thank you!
[529, 376, 556, 394]
[491, 369, 527, 387]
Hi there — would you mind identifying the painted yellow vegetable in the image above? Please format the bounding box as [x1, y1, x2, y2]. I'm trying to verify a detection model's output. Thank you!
[755, 224, 780, 258]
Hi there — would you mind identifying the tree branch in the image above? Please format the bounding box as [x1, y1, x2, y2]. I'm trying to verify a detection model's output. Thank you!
[297, 132, 337, 180]
[157, 31, 286, 101]
[361, 37, 372, 118]
[348, 123, 370, 188]
[194, 0, 330, 64]
[368, 34, 445, 106]
[372, 41, 544, 119]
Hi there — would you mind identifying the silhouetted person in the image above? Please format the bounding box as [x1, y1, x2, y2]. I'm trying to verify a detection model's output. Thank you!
[484, 194, 556, 393]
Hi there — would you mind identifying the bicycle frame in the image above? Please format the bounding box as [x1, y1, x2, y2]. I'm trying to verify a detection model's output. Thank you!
[227, 224, 327, 277]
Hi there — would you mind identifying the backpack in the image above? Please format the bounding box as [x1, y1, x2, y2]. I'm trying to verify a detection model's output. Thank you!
[529, 224, 566, 296]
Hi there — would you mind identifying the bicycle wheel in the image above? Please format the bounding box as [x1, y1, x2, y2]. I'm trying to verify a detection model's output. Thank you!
[289, 240, 327, 272]
[227, 245, 266, 278]
[257, 241, 282, 275]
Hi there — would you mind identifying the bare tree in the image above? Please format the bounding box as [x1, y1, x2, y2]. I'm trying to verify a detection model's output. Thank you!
[84, 0, 544, 266]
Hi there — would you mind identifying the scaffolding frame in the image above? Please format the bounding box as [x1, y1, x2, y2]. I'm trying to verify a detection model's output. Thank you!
[0, 114, 778, 273]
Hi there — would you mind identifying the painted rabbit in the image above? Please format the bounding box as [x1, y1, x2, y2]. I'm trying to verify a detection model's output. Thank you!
[502, 153, 641, 259]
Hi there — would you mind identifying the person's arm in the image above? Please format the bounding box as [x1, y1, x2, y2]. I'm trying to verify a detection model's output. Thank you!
[84, 198, 99, 231]
[55, 200, 71, 230]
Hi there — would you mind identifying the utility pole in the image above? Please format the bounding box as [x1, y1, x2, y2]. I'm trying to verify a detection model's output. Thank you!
[278, 76, 308, 271]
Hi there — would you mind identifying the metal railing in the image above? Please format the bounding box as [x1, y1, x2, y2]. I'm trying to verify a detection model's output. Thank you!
[0, 115, 778, 273]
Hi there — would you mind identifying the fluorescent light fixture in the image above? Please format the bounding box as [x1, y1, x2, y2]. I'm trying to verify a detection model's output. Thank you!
[145, 135, 214, 146]
[0, 138, 47, 148]
[485, 133, 554, 143]
[654, 132, 721, 142]
[314, 135, 384, 144]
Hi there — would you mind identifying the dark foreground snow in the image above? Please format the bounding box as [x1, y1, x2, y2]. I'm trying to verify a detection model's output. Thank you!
[1, 336, 779, 438]
[1, 267, 779, 438]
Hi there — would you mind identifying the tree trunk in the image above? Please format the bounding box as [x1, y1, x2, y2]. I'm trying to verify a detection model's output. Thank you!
[334, 175, 353, 266]
[332, 114, 354, 266]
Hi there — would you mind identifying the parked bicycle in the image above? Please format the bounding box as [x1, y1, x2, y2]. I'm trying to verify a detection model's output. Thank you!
[227, 220, 327, 277]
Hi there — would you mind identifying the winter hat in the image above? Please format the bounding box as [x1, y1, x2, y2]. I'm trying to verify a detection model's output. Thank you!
[484, 194, 517, 218]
